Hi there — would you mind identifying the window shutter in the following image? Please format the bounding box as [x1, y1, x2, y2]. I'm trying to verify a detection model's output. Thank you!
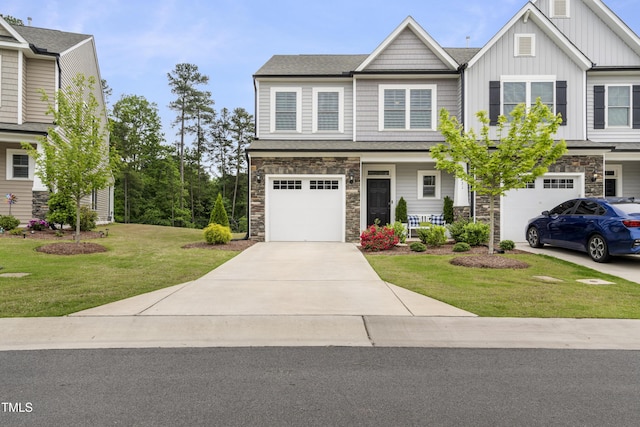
[594, 85, 605, 129]
[489, 81, 500, 125]
[556, 81, 567, 126]
[633, 85, 640, 129]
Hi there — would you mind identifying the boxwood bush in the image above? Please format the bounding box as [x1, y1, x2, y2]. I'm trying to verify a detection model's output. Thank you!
[0, 215, 20, 231]
[204, 223, 232, 244]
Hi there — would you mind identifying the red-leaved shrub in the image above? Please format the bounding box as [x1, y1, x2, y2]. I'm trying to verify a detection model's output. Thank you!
[360, 224, 399, 251]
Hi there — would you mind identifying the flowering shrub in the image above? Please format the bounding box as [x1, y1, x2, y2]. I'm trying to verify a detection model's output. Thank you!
[27, 219, 49, 231]
[360, 224, 399, 251]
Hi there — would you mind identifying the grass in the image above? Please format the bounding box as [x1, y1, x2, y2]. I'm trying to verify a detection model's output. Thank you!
[0, 224, 240, 317]
[366, 253, 640, 318]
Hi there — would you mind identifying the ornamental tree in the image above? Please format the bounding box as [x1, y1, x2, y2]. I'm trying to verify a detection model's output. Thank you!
[23, 73, 117, 243]
[431, 99, 567, 254]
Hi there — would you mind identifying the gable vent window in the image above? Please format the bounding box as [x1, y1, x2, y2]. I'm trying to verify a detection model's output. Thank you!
[515, 34, 535, 57]
[551, 0, 570, 18]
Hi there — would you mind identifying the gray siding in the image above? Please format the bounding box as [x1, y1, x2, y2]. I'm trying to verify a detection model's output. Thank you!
[366, 28, 451, 71]
[25, 58, 55, 123]
[537, 0, 640, 66]
[609, 161, 640, 198]
[587, 74, 640, 142]
[465, 18, 585, 140]
[0, 49, 19, 123]
[355, 78, 459, 142]
[257, 80, 353, 140]
[395, 162, 454, 214]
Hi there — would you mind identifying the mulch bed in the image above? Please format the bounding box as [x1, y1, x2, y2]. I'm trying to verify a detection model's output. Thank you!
[182, 240, 257, 251]
[361, 242, 531, 269]
[2, 229, 108, 255]
[36, 242, 108, 255]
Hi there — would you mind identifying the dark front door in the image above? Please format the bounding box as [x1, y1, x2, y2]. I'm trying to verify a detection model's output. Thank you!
[367, 179, 391, 226]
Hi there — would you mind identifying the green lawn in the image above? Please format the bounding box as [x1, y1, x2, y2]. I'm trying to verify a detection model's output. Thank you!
[0, 224, 239, 317]
[366, 253, 640, 318]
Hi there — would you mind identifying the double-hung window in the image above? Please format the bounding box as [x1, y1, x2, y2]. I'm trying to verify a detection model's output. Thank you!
[417, 170, 441, 199]
[379, 84, 436, 131]
[270, 87, 301, 132]
[312, 87, 343, 133]
[607, 85, 631, 127]
[6, 149, 32, 180]
[502, 77, 555, 119]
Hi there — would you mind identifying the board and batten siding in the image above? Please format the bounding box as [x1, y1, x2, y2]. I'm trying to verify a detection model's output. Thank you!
[395, 163, 454, 215]
[355, 78, 459, 142]
[536, 0, 640, 67]
[257, 80, 353, 140]
[365, 28, 451, 71]
[25, 58, 56, 123]
[465, 18, 585, 141]
[587, 74, 640, 143]
[0, 49, 19, 123]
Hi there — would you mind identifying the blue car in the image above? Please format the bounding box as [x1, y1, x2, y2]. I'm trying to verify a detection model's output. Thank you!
[525, 197, 640, 263]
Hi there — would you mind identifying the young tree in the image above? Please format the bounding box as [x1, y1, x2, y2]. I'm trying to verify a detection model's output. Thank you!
[431, 99, 567, 254]
[23, 73, 116, 243]
[229, 107, 254, 221]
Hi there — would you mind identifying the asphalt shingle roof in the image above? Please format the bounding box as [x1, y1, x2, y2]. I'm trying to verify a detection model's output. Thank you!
[11, 24, 92, 54]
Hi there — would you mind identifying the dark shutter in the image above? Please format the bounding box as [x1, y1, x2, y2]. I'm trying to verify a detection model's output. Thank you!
[633, 85, 640, 129]
[489, 81, 500, 125]
[556, 81, 567, 126]
[594, 85, 605, 129]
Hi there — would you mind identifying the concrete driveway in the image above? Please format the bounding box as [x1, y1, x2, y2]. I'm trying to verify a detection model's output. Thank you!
[72, 242, 475, 317]
[516, 243, 640, 284]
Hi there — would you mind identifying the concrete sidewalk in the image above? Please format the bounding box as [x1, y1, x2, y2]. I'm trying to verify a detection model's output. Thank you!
[2, 242, 639, 351]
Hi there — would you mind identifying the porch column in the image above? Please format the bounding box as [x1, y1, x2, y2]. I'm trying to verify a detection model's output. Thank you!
[453, 163, 469, 207]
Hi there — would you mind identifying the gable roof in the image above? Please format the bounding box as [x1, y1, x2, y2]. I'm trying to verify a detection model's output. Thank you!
[355, 16, 459, 71]
[467, 2, 592, 70]
[12, 24, 92, 55]
[254, 54, 368, 77]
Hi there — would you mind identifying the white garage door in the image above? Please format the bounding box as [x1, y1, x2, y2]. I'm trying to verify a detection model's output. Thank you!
[501, 174, 583, 242]
[266, 176, 345, 242]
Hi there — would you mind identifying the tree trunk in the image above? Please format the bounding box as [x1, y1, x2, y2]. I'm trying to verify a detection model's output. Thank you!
[488, 194, 495, 255]
[75, 198, 82, 244]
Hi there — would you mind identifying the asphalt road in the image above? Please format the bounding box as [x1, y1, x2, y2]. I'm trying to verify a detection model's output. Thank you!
[1, 347, 638, 426]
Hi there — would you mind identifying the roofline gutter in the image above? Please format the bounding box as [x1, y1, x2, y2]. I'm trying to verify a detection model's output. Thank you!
[589, 66, 640, 72]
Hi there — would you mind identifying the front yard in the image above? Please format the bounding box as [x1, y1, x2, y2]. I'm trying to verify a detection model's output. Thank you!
[366, 251, 640, 318]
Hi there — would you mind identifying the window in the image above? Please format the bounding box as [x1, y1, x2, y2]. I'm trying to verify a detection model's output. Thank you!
[574, 200, 605, 216]
[417, 170, 441, 199]
[379, 85, 436, 131]
[6, 149, 32, 180]
[549, 199, 578, 215]
[515, 34, 535, 57]
[543, 178, 574, 189]
[91, 189, 99, 210]
[550, 0, 570, 18]
[310, 180, 339, 190]
[312, 88, 343, 132]
[502, 78, 555, 119]
[607, 85, 631, 127]
[273, 180, 302, 190]
[270, 88, 301, 132]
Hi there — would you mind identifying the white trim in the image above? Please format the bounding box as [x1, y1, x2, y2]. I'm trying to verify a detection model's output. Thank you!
[312, 87, 344, 133]
[550, 0, 570, 18]
[417, 170, 442, 200]
[514, 34, 536, 57]
[0, 55, 2, 108]
[361, 164, 396, 230]
[604, 84, 632, 128]
[255, 80, 260, 139]
[356, 16, 458, 72]
[500, 76, 556, 115]
[17, 52, 23, 123]
[270, 87, 302, 133]
[5, 148, 34, 181]
[352, 79, 357, 142]
[378, 84, 437, 131]
[605, 164, 623, 197]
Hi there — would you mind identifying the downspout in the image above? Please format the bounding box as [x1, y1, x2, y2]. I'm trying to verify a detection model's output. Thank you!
[242, 151, 251, 240]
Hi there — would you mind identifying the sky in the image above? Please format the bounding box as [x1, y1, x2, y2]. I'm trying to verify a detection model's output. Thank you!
[4, 0, 640, 143]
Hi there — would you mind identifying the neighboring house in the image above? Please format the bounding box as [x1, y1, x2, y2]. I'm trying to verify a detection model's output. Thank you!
[248, 0, 640, 243]
[0, 17, 113, 225]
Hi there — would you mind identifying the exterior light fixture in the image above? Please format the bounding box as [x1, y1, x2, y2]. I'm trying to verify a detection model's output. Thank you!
[256, 172, 262, 184]
[592, 169, 598, 182]
[349, 174, 354, 184]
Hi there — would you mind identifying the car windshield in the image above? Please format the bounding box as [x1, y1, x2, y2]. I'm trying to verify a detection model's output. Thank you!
[611, 202, 640, 215]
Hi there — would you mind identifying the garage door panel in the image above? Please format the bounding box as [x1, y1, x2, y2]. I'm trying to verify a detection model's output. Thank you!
[267, 177, 344, 242]
[502, 175, 582, 242]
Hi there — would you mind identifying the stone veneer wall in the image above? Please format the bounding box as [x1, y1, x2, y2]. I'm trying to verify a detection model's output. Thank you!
[32, 191, 49, 220]
[474, 154, 604, 244]
[249, 156, 361, 242]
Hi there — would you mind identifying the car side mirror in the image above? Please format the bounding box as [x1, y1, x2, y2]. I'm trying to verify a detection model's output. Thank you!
[542, 210, 550, 216]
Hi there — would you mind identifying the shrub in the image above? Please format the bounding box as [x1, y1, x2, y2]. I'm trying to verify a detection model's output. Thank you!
[417, 225, 447, 247]
[389, 221, 407, 244]
[443, 195, 454, 224]
[360, 224, 399, 251]
[409, 242, 426, 252]
[9, 228, 24, 236]
[209, 193, 230, 227]
[499, 240, 516, 251]
[447, 218, 470, 242]
[461, 221, 490, 246]
[453, 242, 471, 252]
[46, 192, 75, 227]
[0, 215, 20, 231]
[79, 206, 98, 231]
[395, 197, 407, 223]
[27, 219, 49, 231]
[203, 223, 232, 244]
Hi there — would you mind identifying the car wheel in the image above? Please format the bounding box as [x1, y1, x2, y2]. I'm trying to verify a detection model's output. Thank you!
[527, 226, 544, 248]
[588, 234, 610, 263]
